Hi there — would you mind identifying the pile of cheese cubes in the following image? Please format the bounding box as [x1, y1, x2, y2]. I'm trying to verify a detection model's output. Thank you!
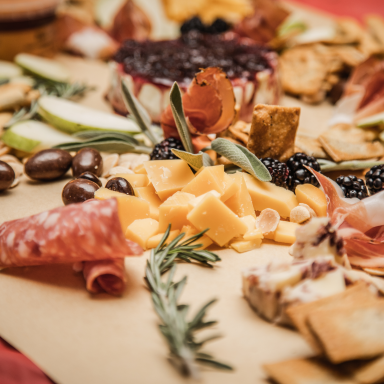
[94, 159, 328, 253]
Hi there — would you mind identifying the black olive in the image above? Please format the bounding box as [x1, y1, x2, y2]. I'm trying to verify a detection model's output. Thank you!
[78, 171, 102, 187]
[0, 161, 15, 191]
[62, 179, 100, 205]
[72, 148, 103, 177]
[105, 177, 134, 196]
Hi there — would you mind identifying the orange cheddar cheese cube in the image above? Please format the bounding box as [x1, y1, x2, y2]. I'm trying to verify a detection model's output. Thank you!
[135, 184, 162, 220]
[144, 160, 195, 201]
[125, 218, 159, 249]
[220, 173, 239, 202]
[158, 191, 195, 232]
[133, 163, 147, 174]
[225, 173, 256, 218]
[114, 173, 149, 188]
[187, 194, 248, 246]
[179, 225, 213, 250]
[274, 221, 299, 244]
[229, 238, 262, 253]
[242, 173, 298, 218]
[147, 230, 180, 249]
[94, 187, 150, 233]
[295, 184, 327, 217]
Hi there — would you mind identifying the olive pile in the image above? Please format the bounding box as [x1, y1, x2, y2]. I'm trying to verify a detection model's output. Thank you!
[0, 161, 15, 192]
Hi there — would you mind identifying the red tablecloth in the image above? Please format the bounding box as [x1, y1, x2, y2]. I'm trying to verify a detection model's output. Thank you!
[2, 1, 384, 382]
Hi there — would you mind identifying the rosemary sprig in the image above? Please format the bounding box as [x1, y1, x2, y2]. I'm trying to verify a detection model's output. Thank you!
[145, 226, 233, 379]
[4, 78, 94, 128]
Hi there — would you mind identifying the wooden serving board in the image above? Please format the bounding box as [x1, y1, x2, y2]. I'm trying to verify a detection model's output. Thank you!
[0, 3, 338, 383]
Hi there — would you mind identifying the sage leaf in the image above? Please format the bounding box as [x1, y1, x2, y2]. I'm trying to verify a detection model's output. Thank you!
[121, 79, 159, 145]
[171, 148, 213, 170]
[211, 138, 271, 182]
[318, 158, 384, 172]
[54, 140, 151, 154]
[169, 82, 194, 154]
[72, 130, 140, 145]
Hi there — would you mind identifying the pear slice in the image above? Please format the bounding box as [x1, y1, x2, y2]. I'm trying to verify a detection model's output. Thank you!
[0, 60, 22, 79]
[357, 112, 384, 128]
[15, 53, 70, 83]
[2, 120, 78, 153]
[38, 96, 140, 135]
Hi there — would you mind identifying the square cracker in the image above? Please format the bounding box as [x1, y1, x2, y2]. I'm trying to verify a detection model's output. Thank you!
[263, 357, 355, 384]
[247, 104, 300, 162]
[295, 134, 328, 159]
[319, 124, 384, 162]
[307, 300, 384, 364]
[286, 283, 378, 354]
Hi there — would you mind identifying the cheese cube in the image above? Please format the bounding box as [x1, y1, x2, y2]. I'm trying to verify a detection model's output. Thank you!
[242, 173, 298, 218]
[295, 184, 327, 217]
[188, 190, 221, 210]
[225, 173, 256, 218]
[134, 163, 147, 174]
[135, 184, 162, 220]
[240, 215, 257, 233]
[274, 221, 299, 244]
[125, 218, 159, 249]
[230, 239, 262, 253]
[179, 225, 213, 250]
[94, 187, 150, 233]
[187, 194, 248, 246]
[181, 165, 226, 197]
[144, 160, 195, 201]
[243, 228, 264, 241]
[158, 191, 195, 232]
[147, 230, 180, 249]
[114, 173, 149, 188]
[220, 173, 239, 202]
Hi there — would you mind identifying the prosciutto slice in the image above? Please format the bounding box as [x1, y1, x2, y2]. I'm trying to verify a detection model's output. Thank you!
[313, 169, 384, 268]
[161, 67, 235, 153]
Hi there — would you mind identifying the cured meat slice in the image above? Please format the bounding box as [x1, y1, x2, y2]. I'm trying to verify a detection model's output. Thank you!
[312, 169, 384, 268]
[0, 198, 141, 268]
[161, 67, 235, 153]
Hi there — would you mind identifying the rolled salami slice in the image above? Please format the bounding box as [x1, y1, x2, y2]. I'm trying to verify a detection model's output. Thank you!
[0, 198, 142, 268]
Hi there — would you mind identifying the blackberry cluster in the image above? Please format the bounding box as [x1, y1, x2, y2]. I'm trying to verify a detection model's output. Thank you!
[336, 175, 368, 200]
[150, 137, 184, 160]
[260, 158, 289, 189]
[181, 17, 230, 35]
[286, 153, 321, 191]
[365, 165, 384, 195]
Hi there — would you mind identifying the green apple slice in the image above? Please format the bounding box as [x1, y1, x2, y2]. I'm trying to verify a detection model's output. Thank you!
[2, 120, 78, 153]
[15, 53, 70, 83]
[38, 96, 140, 135]
[356, 112, 384, 128]
[0, 60, 22, 79]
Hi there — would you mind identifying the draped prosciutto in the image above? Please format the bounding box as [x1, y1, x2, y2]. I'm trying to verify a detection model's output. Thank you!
[313, 169, 384, 268]
[0, 199, 143, 295]
[161, 67, 236, 153]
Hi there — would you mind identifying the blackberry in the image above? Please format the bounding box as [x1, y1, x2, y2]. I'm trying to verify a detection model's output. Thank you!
[150, 137, 184, 160]
[365, 164, 384, 195]
[180, 17, 205, 34]
[286, 153, 321, 191]
[180, 17, 230, 35]
[336, 175, 368, 199]
[260, 158, 289, 189]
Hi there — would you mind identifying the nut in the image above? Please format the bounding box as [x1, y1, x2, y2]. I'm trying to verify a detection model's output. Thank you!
[256, 208, 280, 235]
[290, 206, 311, 224]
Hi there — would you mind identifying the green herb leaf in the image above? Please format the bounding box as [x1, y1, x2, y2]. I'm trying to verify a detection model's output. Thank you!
[72, 130, 140, 145]
[318, 158, 384, 172]
[169, 82, 194, 154]
[171, 148, 214, 170]
[121, 79, 159, 146]
[211, 138, 271, 181]
[54, 140, 151, 154]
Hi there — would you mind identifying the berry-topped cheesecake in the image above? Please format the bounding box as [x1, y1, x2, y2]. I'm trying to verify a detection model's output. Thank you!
[107, 30, 280, 123]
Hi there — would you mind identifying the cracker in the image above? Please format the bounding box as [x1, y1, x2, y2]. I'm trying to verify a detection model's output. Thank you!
[366, 15, 384, 49]
[263, 357, 356, 384]
[295, 134, 328, 158]
[286, 283, 378, 354]
[247, 104, 300, 162]
[307, 300, 384, 364]
[228, 125, 249, 145]
[319, 124, 384, 162]
[351, 355, 384, 384]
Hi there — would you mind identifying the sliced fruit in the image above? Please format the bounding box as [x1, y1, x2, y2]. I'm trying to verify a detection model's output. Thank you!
[38, 96, 140, 135]
[2, 120, 77, 153]
[357, 112, 384, 128]
[15, 53, 70, 82]
[0, 60, 22, 79]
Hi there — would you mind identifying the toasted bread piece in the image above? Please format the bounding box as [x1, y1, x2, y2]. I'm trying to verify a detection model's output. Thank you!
[286, 283, 378, 354]
[263, 357, 356, 384]
[308, 300, 384, 363]
[247, 104, 300, 162]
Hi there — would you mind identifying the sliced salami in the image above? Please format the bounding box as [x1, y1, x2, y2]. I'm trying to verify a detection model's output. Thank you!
[0, 198, 142, 267]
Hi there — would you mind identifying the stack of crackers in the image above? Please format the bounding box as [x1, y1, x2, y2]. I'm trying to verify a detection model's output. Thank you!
[264, 282, 384, 384]
[279, 16, 384, 104]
